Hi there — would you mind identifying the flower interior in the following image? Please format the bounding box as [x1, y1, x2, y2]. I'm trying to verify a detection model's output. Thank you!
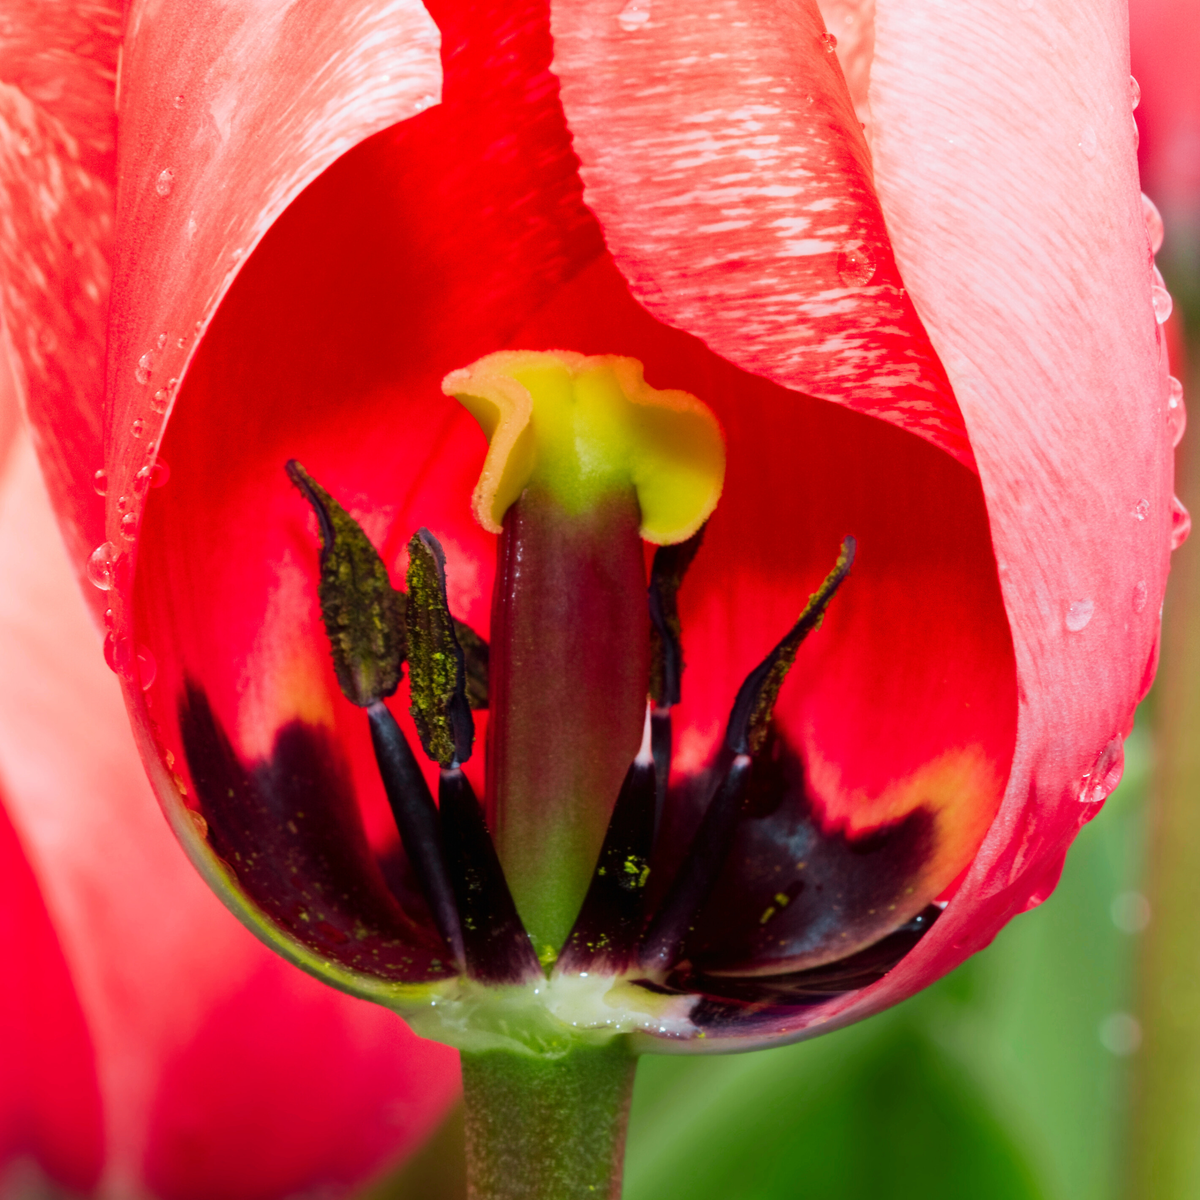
[126, 7, 1017, 1050]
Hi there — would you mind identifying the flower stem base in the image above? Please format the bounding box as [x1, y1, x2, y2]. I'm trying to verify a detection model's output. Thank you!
[461, 1039, 637, 1199]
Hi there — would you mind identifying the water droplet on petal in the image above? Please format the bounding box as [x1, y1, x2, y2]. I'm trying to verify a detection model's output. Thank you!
[837, 242, 875, 287]
[155, 168, 175, 197]
[1171, 495, 1191, 549]
[1142, 192, 1164, 254]
[135, 352, 153, 385]
[92, 468, 108, 496]
[1132, 498, 1149, 521]
[1065, 598, 1094, 632]
[820, 30, 838, 51]
[116, 494, 129, 512]
[135, 460, 170, 491]
[1079, 125, 1098, 158]
[132, 417, 146, 438]
[176, 336, 187, 349]
[87, 542, 119, 590]
[120, 512, 138, 541]
[155, 332, 167, 350]
[1129, 75, 1141, 110]
[1133, 580, 1148, 613]
[1167, 376, 1186, 446]
[103, 607, 115, 630]
[1078, 736, 1123, 803]
[616, 0, 650, 30]
[104, 632, 130, 676]
[1152, 282, 1173, 324]
[173, 94, 185, 109]
[151, 388, 168, 414]
[137, 645, 157, 690]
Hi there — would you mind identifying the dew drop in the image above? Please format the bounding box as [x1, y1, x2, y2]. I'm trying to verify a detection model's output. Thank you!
[151, 388, 168, 414]
[837, 243, 875, 287]
[155, 332, 167, 350]
[1079, 125, 1098, 159]
[116, 494, 129, 512]
[135, 460, 170, 491]
[92, 468, 108, 496]
[1142, 192, 1164, 254]
[103, 607, 115, 630]
[1167, 375, 1186, 447]
[1171, 495, 1191, 550]
[131, 417, 146, 438]
[173, 94, 185, 108]
[1152, 283, 1173, 324]
[176, 336, 187, 349]
[1078, 736, 1123, 803]
[194, 319, 203, 335]
[135, 352, 153, 385]
[120, 511, 138, 541]
[155, 168, 175, 197]
[1065, 598, 1094, 632]
[1131, 498, 1149, 521]
[86, 541, 119, 590]
[137, 645, 157, 690]
[616, 0, 650, 30]
[820, 30, 838, 52]
[103, 632, 130, 676]
[1133, 580, 1148, 613]
[1129, 75, 1141, 110]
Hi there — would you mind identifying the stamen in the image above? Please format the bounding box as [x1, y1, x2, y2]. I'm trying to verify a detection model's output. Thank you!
[558, 706, 657, 973]
[405, 529, 475, 767]
[638, 754, 753, 975]
[367, 700, 465, 969]
[639, 537, 856, 976]
[285, 461, 404, 707]
[726, 537, 856, 756]
[439, 766, 542, 983]
[647, 526, 705, 827]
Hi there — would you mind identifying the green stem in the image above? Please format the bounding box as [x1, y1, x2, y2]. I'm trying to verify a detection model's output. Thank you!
[461, 1039, 638, 1200]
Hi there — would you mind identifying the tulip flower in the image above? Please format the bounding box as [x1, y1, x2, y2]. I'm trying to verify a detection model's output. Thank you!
[0, 0, 1180, 1195]
[0, 358, 459, 1196]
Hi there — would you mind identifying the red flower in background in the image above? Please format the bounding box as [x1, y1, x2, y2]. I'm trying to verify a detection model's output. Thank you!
[0, 0, 1181, 1154]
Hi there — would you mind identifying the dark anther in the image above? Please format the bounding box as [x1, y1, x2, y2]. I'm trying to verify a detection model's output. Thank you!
[439, 766, 542, 983]
[405, 529, 475, 768]
[558, 709, 658, 973]
[368, 701, 465, 969]
[286, 460, 405, 706]
[638, 754, 753, 975]
[725, 536, 856, 756]
[647, 525, 705, 827]
[639, 538, 856, 976]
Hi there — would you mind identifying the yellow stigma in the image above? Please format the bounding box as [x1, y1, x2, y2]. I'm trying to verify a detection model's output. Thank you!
[442, 350, 725, 544]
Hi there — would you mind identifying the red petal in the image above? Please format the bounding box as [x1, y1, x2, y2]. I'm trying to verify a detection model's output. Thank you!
[549, 0, 973, 468]
[0, 796, 103, 1191]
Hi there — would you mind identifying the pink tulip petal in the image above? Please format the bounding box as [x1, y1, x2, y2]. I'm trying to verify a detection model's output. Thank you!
[0, 0, 117, 585]
[0, 427, 458, 1192]
[549, 0, 973, 468]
